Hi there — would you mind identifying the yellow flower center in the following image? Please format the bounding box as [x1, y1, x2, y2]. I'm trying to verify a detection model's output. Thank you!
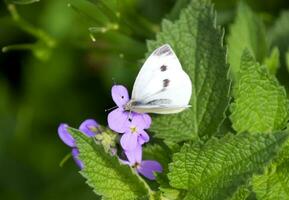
[88, 126, 98, 133]
[130, 126, 137, 134]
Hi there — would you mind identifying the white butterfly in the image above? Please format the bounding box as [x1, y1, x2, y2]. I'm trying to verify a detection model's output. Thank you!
[124, 44, 192, 114]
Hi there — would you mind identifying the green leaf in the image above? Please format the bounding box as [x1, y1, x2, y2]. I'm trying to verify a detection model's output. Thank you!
[167, 0, 191, 20]
[264, 47, 280, 75]
[159, 187, 185, 200]
[143, 143, 171, 172]
[253, 164, 289, 200]
[168, 131, 289, 200]
[227, 2, 267, 80]
[228, 185, 251, 200]
[252, 139, 289, 200]
[143, 143, 171, 188]
[268, 11, 289, 92]
[68, 128, 153, 200]
[230, 50, 289, 133]
[268, 11, 289, 56]
[275, 138, 289, 166]
[148, 0, 230, 142]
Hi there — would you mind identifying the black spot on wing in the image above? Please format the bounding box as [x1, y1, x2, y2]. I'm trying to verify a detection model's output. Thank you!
[163, 79, 170, 88]
[160, 65, 167, 72]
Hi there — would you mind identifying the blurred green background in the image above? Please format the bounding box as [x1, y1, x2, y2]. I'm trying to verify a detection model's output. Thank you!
[0, 0, 289, 199]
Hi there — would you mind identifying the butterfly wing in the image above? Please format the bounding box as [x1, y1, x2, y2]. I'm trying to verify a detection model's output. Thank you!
[131, 44, 192, 114]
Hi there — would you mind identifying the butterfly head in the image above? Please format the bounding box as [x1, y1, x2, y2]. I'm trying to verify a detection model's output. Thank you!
[124, 100, 132, 111]
[124, 100, 142, 112]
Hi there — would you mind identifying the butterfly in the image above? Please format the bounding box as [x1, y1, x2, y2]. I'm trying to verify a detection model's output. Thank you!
[124, 44, 192, 114]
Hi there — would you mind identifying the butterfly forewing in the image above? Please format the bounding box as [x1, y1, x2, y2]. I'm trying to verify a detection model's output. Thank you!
[131, 44, 192, 114]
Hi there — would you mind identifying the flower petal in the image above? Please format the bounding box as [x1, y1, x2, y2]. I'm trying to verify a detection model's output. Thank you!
[120, 132, 138, 150]
[107, 108, 129, 133]
[125, 145, 142, 165]
[112, 85, 130, 107]
[138, 130, 150, 145]
[142, 113, 152, 129]
[138, 160, 162, 180]
[58, 123, 75, 147]
[72, 148, 84, 169]
[79, 119, 99, 137]
[130, 113, 151, 130]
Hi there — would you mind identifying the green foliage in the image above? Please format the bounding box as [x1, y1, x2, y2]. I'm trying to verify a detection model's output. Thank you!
[143, 143, 171, 171]
[268, 10, 289, 92]
[68, 128, 152, 200]
[229, 185, 251, 200]
[230, 50, 289, 133]
[286, 50, 289, 73]
[265, 47, 280, 75]
[167, 0, 191, 20]
[268, 11, 289, 55]
[252, 161, 289, 199]
[168, 131, 289, 200]
[252, 140, 289, 200]
[2, 0, 289, 199]
[227, 2, 267, 80]
[149, 0, 230, 142]
[6, 0, 40, 5]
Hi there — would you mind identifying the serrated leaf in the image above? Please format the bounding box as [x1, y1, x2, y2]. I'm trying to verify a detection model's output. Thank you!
[252, 140, 289, 200]
[227, 2, 267, 80]
[253, 164, 289, 200]
[230, 50, 289, 133]
[147, 0, 230, 142]
[168, 131, 288, 200]
[275, 137, 289, 166]
[228, 185, 251, 200]
[68, 128, 152, 200]
[264, 47, 280, 75]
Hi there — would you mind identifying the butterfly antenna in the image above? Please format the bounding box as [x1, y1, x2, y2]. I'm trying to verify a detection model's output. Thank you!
[105, 105, 118, 112]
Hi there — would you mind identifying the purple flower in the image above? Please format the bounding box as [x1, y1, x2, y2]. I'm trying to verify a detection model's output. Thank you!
[120, 114, 150, 150]
[58, 119, 99, 169]
[58, 123, 75, 147]
[72, 148, 84, 169]
[123, 145, 162, 180]
[107, 85, 151, 133]
[79, 119, 100, 137]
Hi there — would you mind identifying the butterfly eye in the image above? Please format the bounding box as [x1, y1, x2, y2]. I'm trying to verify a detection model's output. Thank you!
[163, 79, 170, 88]
[160, 65, 167, 72]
